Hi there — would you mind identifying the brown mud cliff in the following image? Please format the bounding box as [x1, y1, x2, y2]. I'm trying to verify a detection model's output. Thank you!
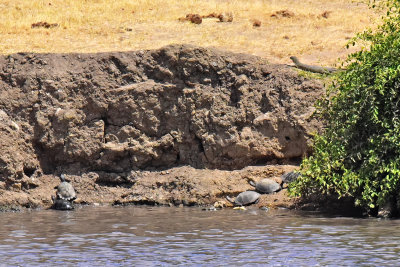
[0, 45, 323, 209]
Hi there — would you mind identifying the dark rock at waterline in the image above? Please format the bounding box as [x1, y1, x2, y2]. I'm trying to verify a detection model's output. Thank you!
[51, 196, 74, 210]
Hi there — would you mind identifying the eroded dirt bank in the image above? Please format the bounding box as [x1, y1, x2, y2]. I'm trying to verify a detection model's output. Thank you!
[0, 44, 324, 210]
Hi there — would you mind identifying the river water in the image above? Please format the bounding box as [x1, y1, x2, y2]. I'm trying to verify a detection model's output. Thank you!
[0, 205, 399, 266]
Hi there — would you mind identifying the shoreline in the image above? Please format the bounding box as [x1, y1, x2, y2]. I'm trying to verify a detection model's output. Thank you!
[0, 165, 300, 212]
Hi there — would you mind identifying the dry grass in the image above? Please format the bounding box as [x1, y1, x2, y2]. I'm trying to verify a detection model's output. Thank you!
[0, 0, 381, 65]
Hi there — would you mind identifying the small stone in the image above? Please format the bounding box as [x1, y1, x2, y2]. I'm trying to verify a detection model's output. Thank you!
[218, 12, 233, 22]
[74, 198, 82, 204]
[12, 183, 22, 191]
[233, 206, 246, 210]
[213, 200, 226, 208]
[235, 74, 248, 87]
[202, 206, 217, 211]
[10, 121, 19, 131]
[185, 13, 202, 24]
[105, 133, 119, 143]
[253, 19, 261, 27]
[378, 204, 392, 218]
[203, 78, 211, 84]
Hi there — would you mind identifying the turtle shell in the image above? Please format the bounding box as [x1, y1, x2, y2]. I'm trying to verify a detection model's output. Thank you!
[57, 182, 76, 201]
[254, 179, 281, 194]
[234, 191, 261, 206]
[281, 171, 301, 184]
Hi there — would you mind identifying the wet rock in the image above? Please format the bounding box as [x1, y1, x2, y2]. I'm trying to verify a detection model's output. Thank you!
[202, 206, 218, 211]
[378, 204, 392, 218]
[51, 196, 74, 210]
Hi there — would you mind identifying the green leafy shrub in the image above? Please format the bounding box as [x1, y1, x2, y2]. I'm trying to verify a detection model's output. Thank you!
[289, 0, 400, 213]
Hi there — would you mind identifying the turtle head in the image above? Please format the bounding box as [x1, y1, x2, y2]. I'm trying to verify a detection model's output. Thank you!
[289, 56, 299, 64]
[60, 174, 66, 182]
[225, 196, 235, 205]
[248, 180, 256, 187]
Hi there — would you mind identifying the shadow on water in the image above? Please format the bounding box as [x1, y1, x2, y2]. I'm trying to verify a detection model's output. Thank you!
[0, 205, 399, 265]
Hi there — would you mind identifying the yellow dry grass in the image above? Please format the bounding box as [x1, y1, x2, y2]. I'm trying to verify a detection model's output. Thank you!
[0, 0, 381, 65]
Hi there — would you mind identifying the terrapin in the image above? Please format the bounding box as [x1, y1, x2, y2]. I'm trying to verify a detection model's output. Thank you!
[281, 171, 301, 184]
[51, 196, 74, 210]
[226, 191, 261, 206]
[56, 174, 77, 201]
[249, 178, 281, 194]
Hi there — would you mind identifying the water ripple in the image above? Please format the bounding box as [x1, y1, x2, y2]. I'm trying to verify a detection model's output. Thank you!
[0, 206, 399, 265]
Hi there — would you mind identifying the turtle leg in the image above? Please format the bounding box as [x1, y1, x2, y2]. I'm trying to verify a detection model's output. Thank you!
[225, 196, 235, 205]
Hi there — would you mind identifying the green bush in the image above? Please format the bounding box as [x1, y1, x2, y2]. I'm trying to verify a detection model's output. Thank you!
[289, 0, 400, 213]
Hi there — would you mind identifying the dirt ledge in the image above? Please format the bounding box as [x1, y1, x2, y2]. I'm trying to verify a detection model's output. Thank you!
[0, 165, 300, 210]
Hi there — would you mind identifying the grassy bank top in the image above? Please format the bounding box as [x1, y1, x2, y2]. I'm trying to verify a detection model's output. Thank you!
[1, 0, 379, 65]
